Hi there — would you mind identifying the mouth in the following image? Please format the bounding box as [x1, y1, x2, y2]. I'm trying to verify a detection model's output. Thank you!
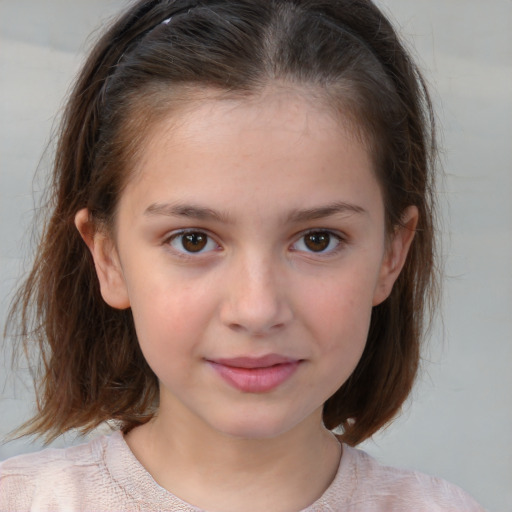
[206, 354, 302, 393]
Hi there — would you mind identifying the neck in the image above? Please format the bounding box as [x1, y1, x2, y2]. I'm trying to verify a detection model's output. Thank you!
[125, 404, 341, 512]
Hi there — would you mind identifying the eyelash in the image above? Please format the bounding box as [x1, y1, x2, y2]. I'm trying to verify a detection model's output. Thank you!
[165, 229, 220, 257]
[164, 229, 346, 257]
[290, 230, 346, 256]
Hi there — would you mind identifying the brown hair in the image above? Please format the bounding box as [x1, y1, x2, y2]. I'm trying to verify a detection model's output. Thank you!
[6, 0, 438, 445]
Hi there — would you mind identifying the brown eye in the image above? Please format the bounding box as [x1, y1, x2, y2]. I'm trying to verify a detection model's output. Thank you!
[292, 231, 342, 254]
[182, 233, 207, 252]
[169, 231, 216, 254]
[304, 232, 331, 252]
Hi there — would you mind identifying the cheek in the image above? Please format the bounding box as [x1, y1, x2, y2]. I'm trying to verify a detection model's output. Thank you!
[297, 263, 378, 383]
[305, 267, 376, 335]
[316, 291, 372, 362]
[126, 273, 217, 361]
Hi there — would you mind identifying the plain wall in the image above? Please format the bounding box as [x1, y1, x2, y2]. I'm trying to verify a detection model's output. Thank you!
[1, 1, 511, 511]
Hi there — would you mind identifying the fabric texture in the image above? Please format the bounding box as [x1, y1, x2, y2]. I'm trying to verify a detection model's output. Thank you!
[0, 431, 485, 511]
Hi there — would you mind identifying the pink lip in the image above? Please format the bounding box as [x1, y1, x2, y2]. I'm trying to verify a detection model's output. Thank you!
[207, 354, 301, 393]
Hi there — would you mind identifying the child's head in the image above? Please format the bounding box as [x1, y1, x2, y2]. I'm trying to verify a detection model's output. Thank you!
[9, 0, 437, 445]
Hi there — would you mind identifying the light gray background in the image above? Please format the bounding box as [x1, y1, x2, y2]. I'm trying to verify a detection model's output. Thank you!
[1, 1, 511, 511]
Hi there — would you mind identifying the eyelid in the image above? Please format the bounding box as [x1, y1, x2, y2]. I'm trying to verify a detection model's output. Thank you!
[290, 229, 347, 255]
[162, 227, 348, 258]
[165, 228, 221, 256]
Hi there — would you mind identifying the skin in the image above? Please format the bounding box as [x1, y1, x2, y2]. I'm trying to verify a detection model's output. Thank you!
[76, 87, 417, 512]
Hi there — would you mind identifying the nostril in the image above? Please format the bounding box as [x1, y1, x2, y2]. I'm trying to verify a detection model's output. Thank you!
[228, 323, 244, 332]
[227, 321, 286, 336]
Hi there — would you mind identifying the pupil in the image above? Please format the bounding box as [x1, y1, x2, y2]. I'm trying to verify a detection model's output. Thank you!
[305, 232, 330, 252]
[183, 233, 207, 252]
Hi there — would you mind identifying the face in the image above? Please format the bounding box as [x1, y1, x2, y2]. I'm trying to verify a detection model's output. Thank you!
[79, 88, 416, 440]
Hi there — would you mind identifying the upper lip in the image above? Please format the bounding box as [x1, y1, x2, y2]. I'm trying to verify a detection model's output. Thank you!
[209, 354, 300, 369]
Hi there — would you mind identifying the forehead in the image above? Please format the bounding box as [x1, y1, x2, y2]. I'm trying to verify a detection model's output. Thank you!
[117, 87, 383, 226]
[163, 92, 323, 148]
[135, 85, 371, 172]
[124, 84, 365, 158]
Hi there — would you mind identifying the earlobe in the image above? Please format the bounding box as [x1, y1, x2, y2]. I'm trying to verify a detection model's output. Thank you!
[372, 206, 419, 306]
[74, 208, 130, 310]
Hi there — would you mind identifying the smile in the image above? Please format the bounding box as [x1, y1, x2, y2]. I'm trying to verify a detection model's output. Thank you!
[207, 355, 302, 393]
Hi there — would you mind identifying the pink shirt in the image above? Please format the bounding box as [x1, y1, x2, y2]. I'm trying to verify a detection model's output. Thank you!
[0, 431, 485, 511]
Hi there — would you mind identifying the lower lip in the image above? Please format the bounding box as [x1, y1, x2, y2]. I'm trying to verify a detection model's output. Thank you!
[208, 361, 301, 393]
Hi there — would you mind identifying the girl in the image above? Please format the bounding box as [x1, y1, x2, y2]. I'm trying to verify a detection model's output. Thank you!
[0, 0, 485, 510]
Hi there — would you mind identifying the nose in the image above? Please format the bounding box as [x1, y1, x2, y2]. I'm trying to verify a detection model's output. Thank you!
[219, 252, 293, 336]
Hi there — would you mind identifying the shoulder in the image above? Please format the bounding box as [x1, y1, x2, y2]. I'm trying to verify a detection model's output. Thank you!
[318, 444, 486, 512]
[0, 433, 113, 511]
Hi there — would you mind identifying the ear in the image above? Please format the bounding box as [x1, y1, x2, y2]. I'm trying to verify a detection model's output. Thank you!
[372, 206, 419, 306]
[74, 208, 130, 309]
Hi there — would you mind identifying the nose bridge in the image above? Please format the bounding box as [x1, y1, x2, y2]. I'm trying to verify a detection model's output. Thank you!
[220, 246, 292, 335]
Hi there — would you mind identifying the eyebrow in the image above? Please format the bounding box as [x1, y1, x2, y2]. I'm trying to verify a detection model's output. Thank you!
[286, 201, 367, 223]
[144, 202, 232, 223]
[143, 201, 366, 223]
